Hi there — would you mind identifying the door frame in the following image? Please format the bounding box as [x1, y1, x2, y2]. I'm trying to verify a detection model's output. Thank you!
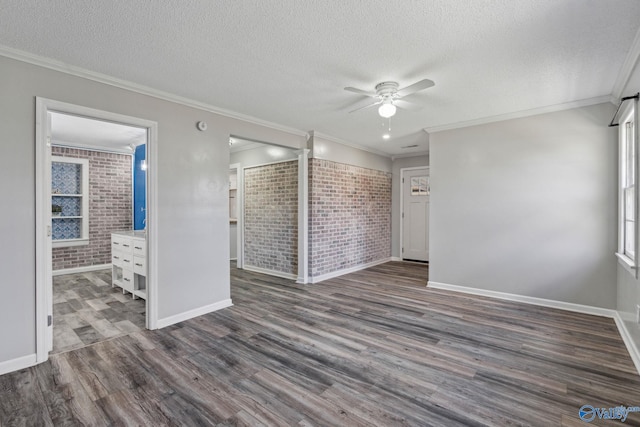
[35, 97, 159, 363]
[229, 162, 243, 268]
[399, 166, 429, 261]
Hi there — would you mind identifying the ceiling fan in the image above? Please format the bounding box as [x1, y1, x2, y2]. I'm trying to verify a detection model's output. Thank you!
[344, 79, 435, 118]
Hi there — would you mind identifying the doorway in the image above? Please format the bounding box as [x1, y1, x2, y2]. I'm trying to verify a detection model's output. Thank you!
[401, 167, 430, 262]
[35, 98, 158, 363]
[228, 136, 307, 281]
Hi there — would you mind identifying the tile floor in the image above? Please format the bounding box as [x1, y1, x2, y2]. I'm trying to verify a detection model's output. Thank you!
[52, 268, 145, 354]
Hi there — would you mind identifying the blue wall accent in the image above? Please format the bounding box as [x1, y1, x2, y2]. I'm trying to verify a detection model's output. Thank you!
[133, 144, 146, 230]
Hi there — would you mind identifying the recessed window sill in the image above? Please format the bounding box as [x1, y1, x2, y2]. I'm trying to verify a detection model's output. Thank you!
[53, 238, 89, 249]
[616, 252, 637, 276]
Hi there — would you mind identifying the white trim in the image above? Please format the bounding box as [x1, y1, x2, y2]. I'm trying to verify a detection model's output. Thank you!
[391, 257, 403, 261]
[297, 149, 310, 284]
[617, 100, 639, 278]
[612, 312, 640, 375]
[52, 238, 89, 248]
[309, 130, 392, 158]
[613, 24, 640, 99]
[424, 96, 613, 133]
[0, 354, 37, 376]
[146, 118, 159, 330]
[243, 265, 298, 281]
[427, 281, 617, 318]
[391, 151, 429, 161]
[616, 252, 637, 275]
[310, 257, 391, 284]
[229, 162, 242, 268]
[237, 164, 245, 270]
[52, 140, 136, 155]
[35, 97, 52, 361]
[52, 263, 111, 276]
[0, 45, 307, 139]
[156, 299, 233, 329]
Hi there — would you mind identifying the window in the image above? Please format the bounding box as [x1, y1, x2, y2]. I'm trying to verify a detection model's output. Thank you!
[618, 100, 638, 273]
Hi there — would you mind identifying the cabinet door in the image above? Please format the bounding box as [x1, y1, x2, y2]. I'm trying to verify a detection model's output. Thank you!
[122, 269, 135, 292]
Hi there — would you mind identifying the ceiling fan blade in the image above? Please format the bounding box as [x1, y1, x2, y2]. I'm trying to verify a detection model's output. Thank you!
[348, 100, 382, 113]
[344, 87, 377, 97]
[394, 99, 423, 112]
[396, 79, 435, 98]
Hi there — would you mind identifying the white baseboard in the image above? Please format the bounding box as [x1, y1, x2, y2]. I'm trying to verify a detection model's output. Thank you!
[391, 257, 403, 262]
[310, 257, 391, 284]
[156, 299, 233, 329]
[0, 353, 37, 376]
[53, 263, 111, 276]
[427, 281, 617, 318]
[428, 280, 640, 375]
[243, 265, 297, 280]
[613, 312, 640, 375]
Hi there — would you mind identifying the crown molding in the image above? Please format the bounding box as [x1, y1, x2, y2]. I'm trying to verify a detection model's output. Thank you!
[309, 130, 391, 158]
[424, 95, 614, 134]
[0, 44, 307, 138]
[613, 24, 640, 99]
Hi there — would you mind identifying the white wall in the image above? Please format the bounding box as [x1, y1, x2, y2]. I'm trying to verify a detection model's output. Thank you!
[391, 155, 429, 259]
[429, 103, 618, 308]
[0, 55, 305, 366]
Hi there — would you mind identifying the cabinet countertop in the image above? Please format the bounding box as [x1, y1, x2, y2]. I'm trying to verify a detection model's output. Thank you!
[112, 230, 146, 239]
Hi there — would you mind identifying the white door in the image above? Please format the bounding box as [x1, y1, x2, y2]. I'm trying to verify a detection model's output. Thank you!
[402, 167, 429, 262]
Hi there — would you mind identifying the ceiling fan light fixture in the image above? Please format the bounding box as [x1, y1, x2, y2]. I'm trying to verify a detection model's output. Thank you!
[378, 102, 396, 118]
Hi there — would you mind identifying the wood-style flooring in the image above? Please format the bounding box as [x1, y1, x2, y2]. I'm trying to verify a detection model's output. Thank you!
[2, 261, 640, 426]
[52, 269, 145, 354]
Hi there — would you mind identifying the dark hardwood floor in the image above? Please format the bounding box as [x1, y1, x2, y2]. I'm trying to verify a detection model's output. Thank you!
[1, 261, 639, 426]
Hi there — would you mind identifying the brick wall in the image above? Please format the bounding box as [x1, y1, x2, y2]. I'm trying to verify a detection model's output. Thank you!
[308, 159, 391, 278]
[52, 146, 132, 271]
[244, 161, 298, 275]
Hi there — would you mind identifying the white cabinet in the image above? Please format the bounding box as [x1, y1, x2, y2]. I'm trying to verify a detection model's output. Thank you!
[111, 231, 147, 299]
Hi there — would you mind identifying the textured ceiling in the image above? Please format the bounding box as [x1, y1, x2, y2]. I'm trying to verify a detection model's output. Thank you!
[2, 1, 640, 156]
[51, 112, 146, 152]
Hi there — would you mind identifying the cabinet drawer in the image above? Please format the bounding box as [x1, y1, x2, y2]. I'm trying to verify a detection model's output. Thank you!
[112, 251, 124, 267]
[119, 238, 133, 253]
[112, 236, 133, 254]
[133, 256, 146, 276]
[132, 239, 146, 257]
[121, 253, 133, 270]
[111, 236, 123, 253]
[122, 269, 134, 292]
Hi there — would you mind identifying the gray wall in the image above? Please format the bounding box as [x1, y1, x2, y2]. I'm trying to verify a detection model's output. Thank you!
[0, 55, 305, 364]
[429, 103, 618, 308]
[617, 59, 640, 351]
[391, 155, 429, 259]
